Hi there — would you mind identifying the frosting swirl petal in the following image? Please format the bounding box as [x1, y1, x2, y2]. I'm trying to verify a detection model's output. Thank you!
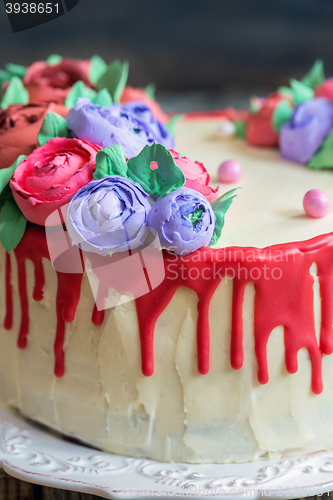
[23, 58, 91, 104]
[66, 98, 175, 158]
[148, 187, 215, 255]
[280, 98, 333, 164]
[0, 103, 68, 169]
[10, 137, 100, 225]
[67, 175, 152, 256]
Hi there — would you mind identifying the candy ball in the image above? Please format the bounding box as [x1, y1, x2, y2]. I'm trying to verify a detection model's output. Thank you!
[303, 189, 330, 218]
[216, 120, 236, 139]
[218, 160, 242, 183]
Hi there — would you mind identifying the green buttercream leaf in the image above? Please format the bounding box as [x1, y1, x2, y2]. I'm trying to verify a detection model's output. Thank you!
[249, 96, 261, 114]
[0, 69, 12, 89]
[145, 83, 156, 100]
[210, 188, 239, 246]
[272, 99, 293, 133]
[93, 88, 113, 106]
[65, 80, 96, 108]
[0, 195, 27, 253]
[290, 79, 314, 106]
[94, 145, 128, 180]
[277, 86, 293, 99]
[0, 184, 13, 211]
[127, 143, 186, 198]
[234, 119, 246, 139]
[38, 112, 69, 146]
[65, 80, 112, 108]
[302, 60, 325, 89]
[0, 77, 29, 109]
[322, 129, 333, 147]
[0, 155, 26, 194]
[97, 59, 129, 103]
[5, 63, 26, 79]
[64, 80, 95, 108]
[46, 54, 63, 65]
[165, 113, 184, 136]
[308, 130, 333, 169]
[89, 55, 108, 86]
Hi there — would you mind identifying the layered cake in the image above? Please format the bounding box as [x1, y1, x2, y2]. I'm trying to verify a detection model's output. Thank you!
[1, 58, 333, 464]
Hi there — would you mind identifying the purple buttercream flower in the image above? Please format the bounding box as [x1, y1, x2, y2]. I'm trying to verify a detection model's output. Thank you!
[66, 98, 175, 158]
[66, 175, 152, 255]
[280, 98, 333, 164]
[148, 187, 215, 255]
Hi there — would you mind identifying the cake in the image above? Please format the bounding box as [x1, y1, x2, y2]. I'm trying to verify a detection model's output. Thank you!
[1, 58, 333, 464]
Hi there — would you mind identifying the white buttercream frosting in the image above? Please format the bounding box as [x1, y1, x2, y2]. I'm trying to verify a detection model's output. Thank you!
[1, 117, 333, 463]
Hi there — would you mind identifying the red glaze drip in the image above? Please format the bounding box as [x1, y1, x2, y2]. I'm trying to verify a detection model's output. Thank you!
[4, 252, 13, 330]
[4, 223, 333, 394]
[92, 304, 105, 326]
[135, 237, 333, 394]
[14, 226, 48, 348]
[54, 271, 83, 377]
[11, 225, 83, 377]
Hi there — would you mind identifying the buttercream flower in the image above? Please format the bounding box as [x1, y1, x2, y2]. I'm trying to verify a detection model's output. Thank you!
[10, 137, 100, 225]
[120, 86, 169, 124]
[246, 93, 286, 147]
[170, 149, 219, 202]
[315, 79, 333, 101]
[66, 98, 175, 158]
[23, 58, 91, 104]
[280, 98, 333, 164]
[148, 187, 215, 255]
[66, 176, 151, 255]
[0, 103, 68, 170]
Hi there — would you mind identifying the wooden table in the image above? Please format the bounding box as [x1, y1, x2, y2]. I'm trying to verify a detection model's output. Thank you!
[0, 468, 101, 500]
[1, 467, 333, 500]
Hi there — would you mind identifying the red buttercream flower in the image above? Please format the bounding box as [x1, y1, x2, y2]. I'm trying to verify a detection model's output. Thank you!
[120, 86, 169, 124]
[315, 79, 333, 101]
[246, 93, 286, 147]
[10, 137, 101, 226]
[0, 103, 68, 170]
[23, 58, 91, 104]
[170, 149, 219, 202]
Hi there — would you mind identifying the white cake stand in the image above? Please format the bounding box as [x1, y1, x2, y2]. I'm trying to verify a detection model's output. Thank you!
[1, 406, 333, 500]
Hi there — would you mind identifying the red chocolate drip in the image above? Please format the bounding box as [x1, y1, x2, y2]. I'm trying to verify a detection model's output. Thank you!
[135, 238, 333, 394]
[4, 252, 13, 330]
[92, 303, 105, 326]
[317, 259, 333, 356]
[230, 280, 247, 371]
[4, 223, 333, 394]
[54, 271, 83, 377]
[14, 226, 48, 348]
[11, 225, 83, 377]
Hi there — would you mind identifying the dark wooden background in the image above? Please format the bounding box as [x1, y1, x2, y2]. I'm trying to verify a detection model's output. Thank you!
[1, 0, 333, 92]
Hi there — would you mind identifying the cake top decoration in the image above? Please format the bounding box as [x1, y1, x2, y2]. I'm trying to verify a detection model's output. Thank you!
[67, 175, 152, 256]
[66, 98, 175, 158]
[223, 60, 333, 170]
[0, 54, 236, 255]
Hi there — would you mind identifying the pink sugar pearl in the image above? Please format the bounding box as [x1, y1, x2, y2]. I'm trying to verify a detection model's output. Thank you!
[303, 189, 330, 218]
[218, 160, 242, 183]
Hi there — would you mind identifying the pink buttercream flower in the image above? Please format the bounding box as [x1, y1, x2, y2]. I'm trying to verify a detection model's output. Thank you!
[10, 137, 100, 226]
[170, 149, 219, 202]
[0, 102, 68, 170]
[315, 79, 333, 101]
[23, 58, 91, 104]
[246, 93, 286, 147]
